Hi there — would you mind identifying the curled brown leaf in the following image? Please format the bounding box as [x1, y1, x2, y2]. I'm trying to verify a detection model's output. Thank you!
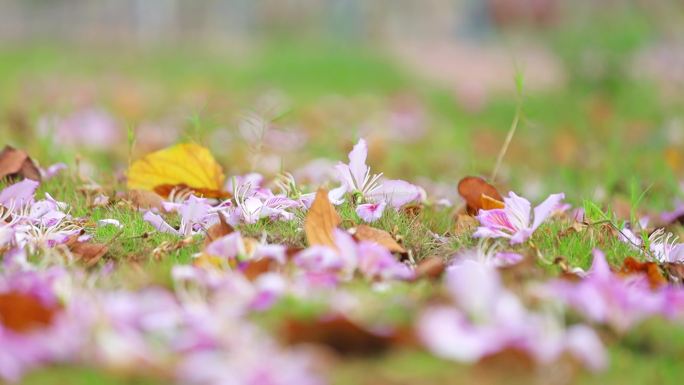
[0, 146, 41, 181]
[304, 188, 341, 248]
[352, 225, 406, 254]
[457, 176, 503, 215]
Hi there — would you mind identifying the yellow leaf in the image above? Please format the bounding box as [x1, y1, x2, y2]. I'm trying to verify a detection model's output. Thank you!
[304, 188, 341, 248]
[480, 194, 505, 210]
[127, 143, 226, 198]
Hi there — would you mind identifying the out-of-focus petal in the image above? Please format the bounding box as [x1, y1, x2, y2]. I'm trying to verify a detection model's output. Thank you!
[531, 193, 565, 231]
[356, 201, 386, 223]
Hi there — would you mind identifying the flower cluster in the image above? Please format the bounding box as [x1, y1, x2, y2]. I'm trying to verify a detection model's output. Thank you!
[0, 180, 80, 254]
[418, 259, 606, 371]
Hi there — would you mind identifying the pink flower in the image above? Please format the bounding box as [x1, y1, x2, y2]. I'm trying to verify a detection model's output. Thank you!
[545, 250, 667, 332]
[356, 242, 413, 281]
[144, 196, 218, 236]
[40, 109, 121, 150]
[356, 201, 386, 222]
[292, 230, 413, 284]
[474, 192, 565, 244]
[450, 244, 524, 268]
[662, 201, 684, 225]
[205, 232, 246, 261]
[0, 181, 80, 252]
[334, 139, 422, 208]
[0, 180, 39, 209]
[418, 259, 606, 370]
[40, 163, 67, 180]
[648, 229, 684, 264]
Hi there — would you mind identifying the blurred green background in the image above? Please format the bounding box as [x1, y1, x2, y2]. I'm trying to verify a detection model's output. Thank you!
[1, 0, 683, 210]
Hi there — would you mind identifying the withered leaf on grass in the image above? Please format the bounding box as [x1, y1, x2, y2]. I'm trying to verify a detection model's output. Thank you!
[453, 214, 478, 236]
[458, 176, 503, 215]
[240, 258, 279, 281]
[458, 176, 503, 214]
[619, 257, 667, 288]
[0, 146, 41, 181]
[304, 188, 341, 248]
[127, 189, 165, 211]
[282, 315, 394, 356]
[203, 212, 234, 247]
[70, 241, 109, 267]
[414, 256, 446, 280]
[352, 225, 406, 254]
[127, 143, 228, 199]
[664, 263, 684, 283]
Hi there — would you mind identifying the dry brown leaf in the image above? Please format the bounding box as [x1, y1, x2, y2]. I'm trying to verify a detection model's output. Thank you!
[619, 257, 667, 289]
[283, 315, 394, 356]
[70, 241, 108, 267]
[0, 146, 41, 181]
[664, 263, 684, 283]
[0, 291, 59, 333]
[304, 188, 341, 248]
[353, 225, 406, 254]
[415, 256, 446, 280]
[481, 194, 505, 210]
[127, 189, 165, 211]
[203, 212, 234, 247]
[457, 176, 503, 214]
[453, 214, 478, 236]
[240, 258, 278, 281]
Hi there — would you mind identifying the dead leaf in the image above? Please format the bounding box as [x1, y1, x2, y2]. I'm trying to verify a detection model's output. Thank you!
[304, 188, 341, 248]
[663, 263, 684, 283]
[127, 189, 165, 211]
[0, 146, 41, 181]
[203, 212, 234, 247]
[352, 225, 406, 254]
[283, 315, 394, 356]
[414, 256, 446, 279]
[665, 147, 683, 175]
[0, 291, 58, 333]
[70, 241, 108, 267]
[240, 258, 278, 281]
[619, 257, 667, 289]
[481, 194, 505, 210]
[401, 203, 423, 218]
[457, 176, 503, 214]
[453, 214, 478, 236]
[553, 130, 579, 165]
[558, 221, 587, 238]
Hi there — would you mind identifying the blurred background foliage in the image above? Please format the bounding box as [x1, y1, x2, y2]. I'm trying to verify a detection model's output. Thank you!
[0, 0, 683, 209]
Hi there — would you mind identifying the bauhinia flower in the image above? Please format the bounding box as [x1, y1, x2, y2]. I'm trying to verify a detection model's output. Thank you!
[450, 241, 524, 268]
[293, 229, 413, 284]
[334, 139, 422, 210]
[226, 176, 300, 225]
[618, 227, 684, 264]
[647, 229, 684, 264]
[0, 180, 80, 252]
[418, 259, 606, 371]
[356, 201, 386, 223]
[144, 195, 218, 236]
[474, 192, 565, 244]
[545, 249, 669, 332]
